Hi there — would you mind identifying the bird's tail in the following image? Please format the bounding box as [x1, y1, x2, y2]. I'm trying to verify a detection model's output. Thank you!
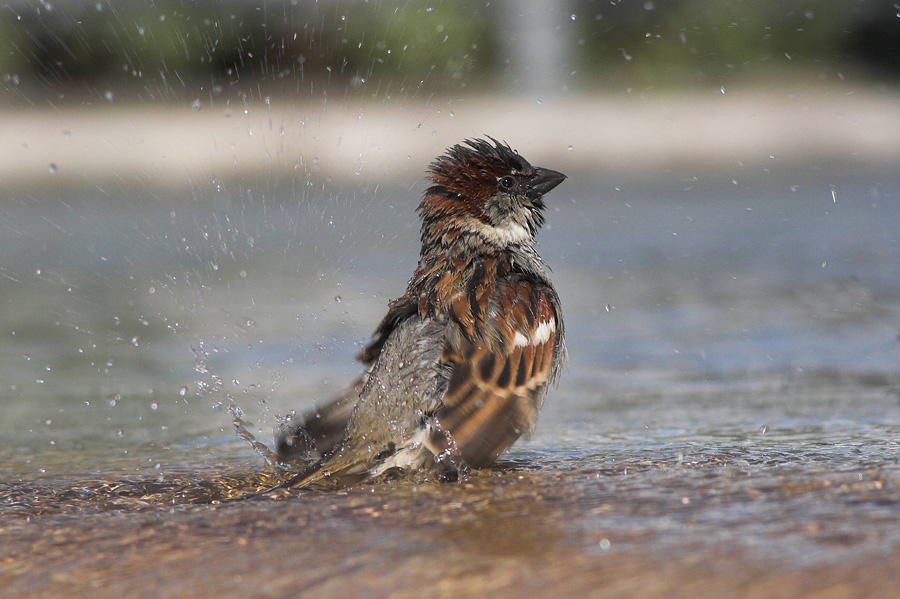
[273, 460, 329, 491]
[274, 450, 374, 491]
[223, 460, 331, 503]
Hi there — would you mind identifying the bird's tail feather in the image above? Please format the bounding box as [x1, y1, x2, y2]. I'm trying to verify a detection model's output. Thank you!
[225, 459, 333, 502]
[276, 451, 374, 491]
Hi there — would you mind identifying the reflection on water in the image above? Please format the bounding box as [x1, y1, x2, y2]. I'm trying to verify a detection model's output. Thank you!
[2, 169, 900, 594]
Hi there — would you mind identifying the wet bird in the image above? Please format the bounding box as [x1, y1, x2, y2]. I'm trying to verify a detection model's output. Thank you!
[275, 137, 567, 489]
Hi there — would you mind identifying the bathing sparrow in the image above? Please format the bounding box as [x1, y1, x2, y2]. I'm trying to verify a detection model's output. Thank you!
[275, 137, 567, 488]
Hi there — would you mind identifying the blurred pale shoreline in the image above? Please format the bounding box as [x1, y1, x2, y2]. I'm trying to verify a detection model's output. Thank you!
[2, 87, 900, 191]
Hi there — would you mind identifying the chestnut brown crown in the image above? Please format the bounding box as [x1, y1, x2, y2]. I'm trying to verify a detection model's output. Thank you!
[419, 137, 566, 252]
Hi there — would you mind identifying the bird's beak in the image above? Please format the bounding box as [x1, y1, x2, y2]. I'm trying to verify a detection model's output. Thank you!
[529, 167, 567, 197]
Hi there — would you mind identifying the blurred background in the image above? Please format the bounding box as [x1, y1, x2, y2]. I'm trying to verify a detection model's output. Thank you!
[1, 1, 899, 478]
[3, 0, 900, 99]
[3, 0, 900, 182]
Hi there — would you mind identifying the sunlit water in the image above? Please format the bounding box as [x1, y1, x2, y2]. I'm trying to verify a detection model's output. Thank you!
[2, 168, 899, 579]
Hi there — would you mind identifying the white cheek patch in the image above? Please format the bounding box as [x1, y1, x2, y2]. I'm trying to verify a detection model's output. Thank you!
[490, 221, 530, 245]
[463, 217, 531, 247]
[514, 317, 556, 347]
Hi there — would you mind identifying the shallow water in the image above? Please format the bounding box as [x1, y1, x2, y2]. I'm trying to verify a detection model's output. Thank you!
[2, 167, 900, 597]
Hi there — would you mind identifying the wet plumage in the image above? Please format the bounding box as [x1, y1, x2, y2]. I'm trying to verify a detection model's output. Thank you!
[275, 137, 567, 488]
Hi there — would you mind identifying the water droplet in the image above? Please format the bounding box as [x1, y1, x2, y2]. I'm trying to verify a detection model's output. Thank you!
[598, 539, 611, 550]
[570, 13, 576, 20]
[48, 163, 58, 174]
[179, 385, 188, 396]
[109, 394, 120, 407]
[759, 424, 768, 434]
[821, 261, 828, 269]
[104, 90, 114, 102]
[131, 336, 140, 347]
[62, 129, 71, 139]
[334, 295, 342, 303]
[150, 401, 158, 411]
[116, 429, 124, 438]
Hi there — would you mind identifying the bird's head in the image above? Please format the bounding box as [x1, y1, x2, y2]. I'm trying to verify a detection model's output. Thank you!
[419, 137, 566, 252]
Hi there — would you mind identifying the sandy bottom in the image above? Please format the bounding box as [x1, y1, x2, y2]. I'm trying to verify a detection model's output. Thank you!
[3, 458, 899, 599]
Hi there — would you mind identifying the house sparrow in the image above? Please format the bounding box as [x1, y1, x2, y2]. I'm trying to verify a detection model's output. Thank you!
[275, 137, 566, 489]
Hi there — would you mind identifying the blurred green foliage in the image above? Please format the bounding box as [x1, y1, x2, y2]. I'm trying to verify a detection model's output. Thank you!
[575, 0, 897, 86]
[0, 0, 896, 101]
[337, 3, 493, 88]
[0, 0, 492, 100]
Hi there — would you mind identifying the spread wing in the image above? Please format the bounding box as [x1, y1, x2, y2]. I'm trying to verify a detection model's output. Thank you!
[428, 277, 563, 468]
[275, 296, 418, 462]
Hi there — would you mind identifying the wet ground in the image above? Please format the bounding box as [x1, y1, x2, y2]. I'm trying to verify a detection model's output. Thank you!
[2, 162, 899, 597]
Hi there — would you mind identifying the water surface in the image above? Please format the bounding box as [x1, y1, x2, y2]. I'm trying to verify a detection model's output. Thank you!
[2, 167, 899, 597]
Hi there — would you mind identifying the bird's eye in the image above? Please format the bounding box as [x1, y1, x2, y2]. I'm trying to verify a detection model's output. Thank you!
[499, 176, 515, 190]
